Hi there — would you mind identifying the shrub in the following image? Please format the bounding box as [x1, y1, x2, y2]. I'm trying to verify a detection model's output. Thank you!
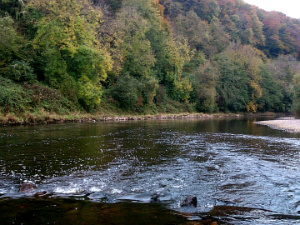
[8, 60, 36, 82]
[22, 83, 77, 114]
[0, 76, 77, 114]
[0, 76, 30, 113]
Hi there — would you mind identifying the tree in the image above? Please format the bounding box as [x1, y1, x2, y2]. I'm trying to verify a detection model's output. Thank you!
[191, 60, 219, 112]
[110, 73, 140, 110]
[173, 10, 211, 51]
[216, 43, 264, 112]
[0, 16, 25, 76]
[293, 73, 300, 117]
[115, 4, 156, 78]
[263, 12, 285, 57]
[209, 17, 230, 54]
[216, 50, 250, 112]
[193, 0, 220, 23]
[267, 55, 300, 112]
[27, 0, 112, 110]
[257, 65, 284, 112]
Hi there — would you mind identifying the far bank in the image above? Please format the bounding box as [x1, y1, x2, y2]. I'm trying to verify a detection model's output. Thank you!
[0, 111, 285, 127]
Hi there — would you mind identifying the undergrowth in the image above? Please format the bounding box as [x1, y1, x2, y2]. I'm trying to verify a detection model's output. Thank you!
[0, 76, 77, 115]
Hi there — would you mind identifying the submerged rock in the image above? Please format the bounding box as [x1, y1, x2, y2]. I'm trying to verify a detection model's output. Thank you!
[34, 191, 47, 197]
[150, 193, 160, 202]
[19, 181, 37, 193]
[181, 195, 197, 207]
[88, 192, 108, 202]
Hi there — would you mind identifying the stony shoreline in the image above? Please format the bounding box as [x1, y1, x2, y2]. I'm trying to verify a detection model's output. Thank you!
[0, 111, 285, 126]
[0, 113, 245, 126]
[256, 117, 300, 133]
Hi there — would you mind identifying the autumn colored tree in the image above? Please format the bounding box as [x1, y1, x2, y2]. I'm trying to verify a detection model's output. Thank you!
[263, 12, 286, 57]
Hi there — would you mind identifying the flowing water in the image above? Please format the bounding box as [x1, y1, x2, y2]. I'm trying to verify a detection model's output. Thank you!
[0, 117, 300, 224]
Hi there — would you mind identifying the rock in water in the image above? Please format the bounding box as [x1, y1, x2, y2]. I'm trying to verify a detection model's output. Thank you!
[181, 195, 197, 207]
[34, 191, 47, 197]
[19, 181, 37, 193]
[150, 193, 160, 202]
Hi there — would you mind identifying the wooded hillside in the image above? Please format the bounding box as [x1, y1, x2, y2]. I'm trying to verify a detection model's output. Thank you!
[1, 0, 300, 116]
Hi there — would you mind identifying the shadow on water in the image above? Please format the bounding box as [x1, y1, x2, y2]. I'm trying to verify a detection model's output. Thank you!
[0, 198, 190, 225]
[1, 117, 300, 224]
[1, 198, 300, 225]
[1, 197, 241, 225]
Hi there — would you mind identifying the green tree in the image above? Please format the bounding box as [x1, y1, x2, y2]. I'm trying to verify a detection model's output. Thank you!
[115, 4, 156, 78]
[257, 65, 284, 112]
[27, 0, 112, 110]
[110, 73, 140, 110]
[267, 55, 300, 112]
[216, 50, 250, 112]
[293, 73, 300, 117]
[216, 43, 264, 112]
[209, 17, 230, 54]
[0, 16, 24, 76]
[192, 60, 219, 112]
[173, 10, 211, 52]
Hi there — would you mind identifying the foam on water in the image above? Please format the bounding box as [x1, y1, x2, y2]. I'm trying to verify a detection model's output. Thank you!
[54, 185, 85, 194]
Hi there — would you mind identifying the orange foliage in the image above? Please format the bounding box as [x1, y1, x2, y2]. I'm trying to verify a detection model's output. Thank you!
[153, 0, 170, 28]
[217, 0, 236, 14]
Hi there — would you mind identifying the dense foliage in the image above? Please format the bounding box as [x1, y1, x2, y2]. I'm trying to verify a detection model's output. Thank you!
[0, 0, 299, 115]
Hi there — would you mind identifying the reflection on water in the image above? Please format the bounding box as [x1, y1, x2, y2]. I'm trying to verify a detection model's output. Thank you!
[0, 118, 300, 224]
[0, 199, 190, 225]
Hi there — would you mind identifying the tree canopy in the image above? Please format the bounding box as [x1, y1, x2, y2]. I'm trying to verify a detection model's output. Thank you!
[0, 0, 300, 115]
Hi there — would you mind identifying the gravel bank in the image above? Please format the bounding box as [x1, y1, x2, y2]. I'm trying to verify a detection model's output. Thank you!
[256, 117, 300, 133]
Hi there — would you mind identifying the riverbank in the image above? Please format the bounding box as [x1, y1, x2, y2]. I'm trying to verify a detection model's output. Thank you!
[0, 111, 243, 126]
[256, 117, 300, 133]
[0, 111, 284, 126]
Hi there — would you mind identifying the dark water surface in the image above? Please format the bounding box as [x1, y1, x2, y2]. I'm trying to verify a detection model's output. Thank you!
[1, 117, 300, 224]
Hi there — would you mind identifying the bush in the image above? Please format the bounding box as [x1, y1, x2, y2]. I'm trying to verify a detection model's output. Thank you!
[8, 60, 36, 82]
[0, 76, 77, 114]
[22, 83, 77, 114]
[0, 76, 30, 113]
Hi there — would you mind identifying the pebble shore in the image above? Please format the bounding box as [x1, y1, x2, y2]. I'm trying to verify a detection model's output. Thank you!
[256, 117, 300, 133]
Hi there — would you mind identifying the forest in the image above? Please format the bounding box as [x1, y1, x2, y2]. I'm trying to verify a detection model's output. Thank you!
[0, 0, 300, 118]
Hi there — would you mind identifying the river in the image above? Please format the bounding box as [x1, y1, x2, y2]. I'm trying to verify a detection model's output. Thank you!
[0, 117, 300, 224]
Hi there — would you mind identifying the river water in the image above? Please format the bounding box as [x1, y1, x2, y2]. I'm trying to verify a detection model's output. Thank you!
[0, 117, 300, 224]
